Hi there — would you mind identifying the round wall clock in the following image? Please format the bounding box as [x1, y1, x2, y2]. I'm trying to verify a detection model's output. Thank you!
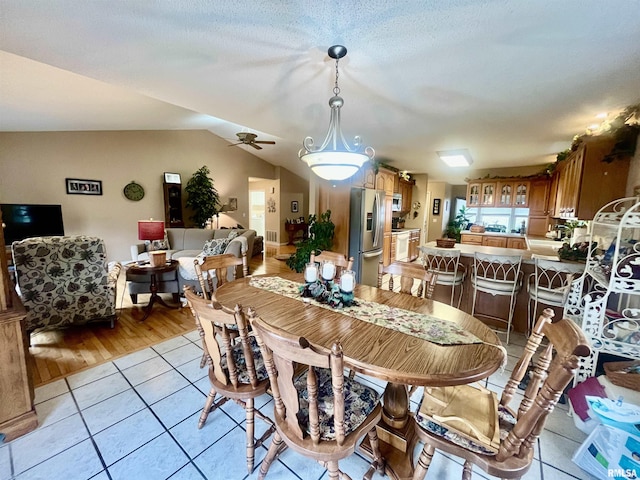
[123, 181, 145, 201]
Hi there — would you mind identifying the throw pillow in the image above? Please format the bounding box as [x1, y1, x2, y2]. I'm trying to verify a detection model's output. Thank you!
[203, 237, 231, 256]
[147, 237, 170, 252]
[228, 230, 239, 240]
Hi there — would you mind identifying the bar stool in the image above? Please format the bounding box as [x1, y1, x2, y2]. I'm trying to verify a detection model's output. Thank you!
[526, 256, 584, 336]
[419, 246, 466, 308]
[471, 252, 523, 344]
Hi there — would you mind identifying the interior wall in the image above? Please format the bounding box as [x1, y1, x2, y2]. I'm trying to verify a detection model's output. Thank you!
[276, 166, 309, 243]
[425, 181, 449, 242]
[0, 130, 277, 261]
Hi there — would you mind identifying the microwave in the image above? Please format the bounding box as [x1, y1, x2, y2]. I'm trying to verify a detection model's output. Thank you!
[391, 194, 402, 212]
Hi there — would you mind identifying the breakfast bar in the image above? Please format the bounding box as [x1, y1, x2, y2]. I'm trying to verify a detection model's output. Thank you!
[422, 236, 584, 333]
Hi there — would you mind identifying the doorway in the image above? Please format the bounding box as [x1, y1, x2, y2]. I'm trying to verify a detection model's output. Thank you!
[249, 190, 265, 237]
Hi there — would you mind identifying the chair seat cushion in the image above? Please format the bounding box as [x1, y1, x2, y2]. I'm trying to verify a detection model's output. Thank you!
[294, 368, 380, 440]
[416, 389, 517, 456]
[221, 335, 268, 384]
[529, 288, 566, 305]
[435, 271, 465, 286]
[471, 277, 519, 294]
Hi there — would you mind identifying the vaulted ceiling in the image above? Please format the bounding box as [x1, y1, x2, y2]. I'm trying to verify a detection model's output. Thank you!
[1, 1, 639, 184]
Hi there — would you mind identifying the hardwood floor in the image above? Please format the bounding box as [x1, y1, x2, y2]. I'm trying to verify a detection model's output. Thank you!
[30, 245, 296, 387]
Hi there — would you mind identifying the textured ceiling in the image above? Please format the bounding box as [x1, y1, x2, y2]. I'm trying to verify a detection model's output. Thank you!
[1, 1, 640, 184]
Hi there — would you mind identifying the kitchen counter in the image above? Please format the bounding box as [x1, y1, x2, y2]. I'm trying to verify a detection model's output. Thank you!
[460, 230, 525, 238]
[421, 239, 584, 333]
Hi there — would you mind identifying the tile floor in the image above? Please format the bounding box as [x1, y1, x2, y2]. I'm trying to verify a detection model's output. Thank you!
[0, 331, 596, 480]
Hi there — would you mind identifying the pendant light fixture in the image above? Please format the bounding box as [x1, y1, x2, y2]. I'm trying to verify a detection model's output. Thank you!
[299, 45, 374, 181]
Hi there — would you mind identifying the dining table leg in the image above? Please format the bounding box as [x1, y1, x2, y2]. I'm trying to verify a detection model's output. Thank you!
[359, 381, 418, 480]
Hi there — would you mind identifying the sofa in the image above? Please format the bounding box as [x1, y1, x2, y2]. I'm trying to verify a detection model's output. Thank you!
[130, 228, 255, 293]
[12, 235, 121, 334]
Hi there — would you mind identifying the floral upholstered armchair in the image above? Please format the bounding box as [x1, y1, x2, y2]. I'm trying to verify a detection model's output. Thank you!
[11, 236, 122, 334]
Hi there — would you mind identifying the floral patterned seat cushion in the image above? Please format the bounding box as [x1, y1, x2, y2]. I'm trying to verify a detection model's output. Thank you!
[294, 368, 380, 440]
[12, 235, 121, 332]
[220, 335, 268, 383]
[415, 402, 517, 455]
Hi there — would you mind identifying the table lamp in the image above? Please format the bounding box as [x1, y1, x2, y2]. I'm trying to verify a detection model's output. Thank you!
[138, 220, 166, 267]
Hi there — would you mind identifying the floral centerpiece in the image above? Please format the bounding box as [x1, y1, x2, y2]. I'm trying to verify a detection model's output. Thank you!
[299, 279, 357, 309]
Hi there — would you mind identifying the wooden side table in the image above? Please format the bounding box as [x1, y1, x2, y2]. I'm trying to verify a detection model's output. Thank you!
[126, 260, 180, 320]
[285, 222, 308, 245]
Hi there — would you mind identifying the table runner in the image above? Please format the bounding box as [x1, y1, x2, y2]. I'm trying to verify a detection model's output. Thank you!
[249, 276, 482, 346]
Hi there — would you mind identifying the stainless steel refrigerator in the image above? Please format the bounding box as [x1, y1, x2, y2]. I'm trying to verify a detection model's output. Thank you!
[349, 188, 386, 286]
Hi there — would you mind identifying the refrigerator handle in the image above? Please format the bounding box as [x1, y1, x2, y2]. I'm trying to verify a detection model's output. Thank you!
[363, 249, 383, 258]
[372, 192, 380, 246]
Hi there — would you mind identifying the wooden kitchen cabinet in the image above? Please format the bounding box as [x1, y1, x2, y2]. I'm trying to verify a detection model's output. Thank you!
[460, 233, 482, 245]
[506, 237, 527, 249]
[514, 181, 529, 207]
[482, 236, 507, 248]
[408, 229, 421, 261]
[553, 136, 631, 220]
[383, 233, 392, 266]
[375, 167, 396, 196]
[398, 178, 414, 213]
[495, 181, 513, 207]
[467, 181, 496, 207]
[527, 178, 551, 236]
[351, 163, 375, 189]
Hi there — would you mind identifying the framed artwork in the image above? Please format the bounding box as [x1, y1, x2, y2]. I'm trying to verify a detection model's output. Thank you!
[228, 197, 238, 211]
[291, 201, 299, 213]
[66, 178, 102, 195]
[432, 198, 441, 215]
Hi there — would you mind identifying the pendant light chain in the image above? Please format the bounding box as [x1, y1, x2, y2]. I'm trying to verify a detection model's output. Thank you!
[333, 58, 340, 96]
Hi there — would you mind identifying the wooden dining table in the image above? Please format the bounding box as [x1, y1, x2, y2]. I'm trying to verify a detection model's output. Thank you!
[215, 272, 504, 480]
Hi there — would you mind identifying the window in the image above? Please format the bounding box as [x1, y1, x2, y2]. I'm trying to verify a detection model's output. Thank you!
[467, 207, 530, 233]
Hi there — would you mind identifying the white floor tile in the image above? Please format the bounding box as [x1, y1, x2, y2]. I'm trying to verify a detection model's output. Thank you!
[150, 385, 205, 429]
[113, 347, 159, 370]
[161, 343, 204, 368]
[168, 463, 206, 480]
[135, 369, 190, 405]
[175, 357, 208, 383]
[0, 445, 10, 480]
[539, 429, 588, 479]
[89, 471, 110, 480]
[543, 462, 598, 479]
[34, 378, 69, 404]
[170, 410, 236, 459]
[10, 413, 89, 475]
[67, 362, 119, 389]
[14, 439, 103, 480]
[81, 389, 146, 435]
[194, 426, 267, 480]
[121, 355, 173, 386]
[183, 330, 202, 343]
[35, 391, 79, 428]
[93, 409, 164, 466]
[72, 372, 131, 410]
[107, 432, 189, 480]
[152, 335, 192, 355]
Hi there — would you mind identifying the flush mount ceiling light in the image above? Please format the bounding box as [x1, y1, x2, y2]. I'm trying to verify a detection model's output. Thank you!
[299, 45, 374, 181]
[437, 149, 473, 167]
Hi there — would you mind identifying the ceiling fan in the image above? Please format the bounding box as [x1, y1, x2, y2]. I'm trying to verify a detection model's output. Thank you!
[228, 132, 276, 150]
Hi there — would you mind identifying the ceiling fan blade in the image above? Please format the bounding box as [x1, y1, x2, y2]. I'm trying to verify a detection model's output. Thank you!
[228, 142, 244, 146]
[249, 143, 263, 150]
[254, 141, 276, 145]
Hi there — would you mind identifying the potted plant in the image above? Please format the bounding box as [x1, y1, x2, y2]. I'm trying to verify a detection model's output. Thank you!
[445, 206, 470, 243]
[185, 165, 220, 228]
[286, 210, 335, 272]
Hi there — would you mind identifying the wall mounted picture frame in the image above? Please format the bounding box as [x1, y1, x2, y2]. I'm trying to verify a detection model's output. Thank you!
[66, 178, 102, 196]
[432, 198, 441, 215]
[291, 201, 299, 213]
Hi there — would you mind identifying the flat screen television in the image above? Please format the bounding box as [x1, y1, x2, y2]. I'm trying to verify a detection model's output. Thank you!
[1, 204, 65, 244]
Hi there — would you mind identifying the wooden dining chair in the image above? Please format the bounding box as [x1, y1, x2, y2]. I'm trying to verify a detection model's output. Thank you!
[411, 308, 591, 480]
[183, 287, 275, 474]
[249, 309, 385, 480]
[311, 250, 354, 275]
[193, 253, 247, 367]
[378, 260, 438, 299]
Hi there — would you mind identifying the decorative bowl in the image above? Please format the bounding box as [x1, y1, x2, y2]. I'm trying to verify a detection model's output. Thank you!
[436, 238, 456, 248]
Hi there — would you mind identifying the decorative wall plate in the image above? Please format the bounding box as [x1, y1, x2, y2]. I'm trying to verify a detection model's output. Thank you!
[123, 181, 145, 201]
